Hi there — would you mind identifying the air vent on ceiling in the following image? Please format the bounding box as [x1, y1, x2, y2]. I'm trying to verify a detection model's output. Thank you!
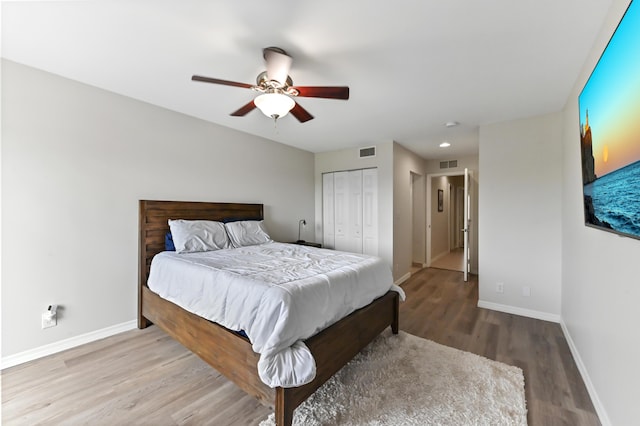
[359, 146, 376, 158]
[439, 160, 458, 169]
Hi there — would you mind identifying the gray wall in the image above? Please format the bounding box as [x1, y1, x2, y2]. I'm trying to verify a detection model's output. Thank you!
[476, 1, 640, 420]
[478, 112, 563, 321]
[1, 60, 315, 358]
[392, 143, 426, 281]
[561, 0, 640, 423]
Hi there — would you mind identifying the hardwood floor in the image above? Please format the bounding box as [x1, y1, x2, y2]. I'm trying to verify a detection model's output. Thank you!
[2, 269, 600, 425]
[401, 268, 600, 426]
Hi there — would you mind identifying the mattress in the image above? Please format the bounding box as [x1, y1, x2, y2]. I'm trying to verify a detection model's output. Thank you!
[147, 242, 404, 388]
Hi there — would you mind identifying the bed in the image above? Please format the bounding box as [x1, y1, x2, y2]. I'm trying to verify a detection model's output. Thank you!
[138, 200, 400, 425]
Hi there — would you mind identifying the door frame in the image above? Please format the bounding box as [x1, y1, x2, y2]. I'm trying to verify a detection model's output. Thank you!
[425, 170, 466, 268]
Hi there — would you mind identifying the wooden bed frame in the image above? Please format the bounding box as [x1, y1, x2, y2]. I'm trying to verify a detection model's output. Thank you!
[138, 200, 399, 426]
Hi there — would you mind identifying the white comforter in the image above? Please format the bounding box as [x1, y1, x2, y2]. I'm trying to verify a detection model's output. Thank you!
[147, 242, 404, 388]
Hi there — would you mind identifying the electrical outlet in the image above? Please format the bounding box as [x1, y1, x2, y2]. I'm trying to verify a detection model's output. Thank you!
[41, 312, 56, 329]
[522, 286, 531, 297]
[496, 283, 504, 293]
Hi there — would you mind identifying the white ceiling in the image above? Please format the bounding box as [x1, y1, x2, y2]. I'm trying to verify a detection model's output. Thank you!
[1, 0, 612, 159]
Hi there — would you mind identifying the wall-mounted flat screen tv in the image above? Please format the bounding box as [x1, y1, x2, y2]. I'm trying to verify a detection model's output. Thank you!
[579, 0, 640, 240]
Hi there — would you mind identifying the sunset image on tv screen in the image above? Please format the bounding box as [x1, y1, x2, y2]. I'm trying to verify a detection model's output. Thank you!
[579, 0, 640, 240]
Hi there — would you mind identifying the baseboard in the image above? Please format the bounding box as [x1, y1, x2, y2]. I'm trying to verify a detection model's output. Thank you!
[1, 320, 137, 370]
[560, 320, 610, 426]
[395, 272, 411, 286]
[477, 300, 561, 323]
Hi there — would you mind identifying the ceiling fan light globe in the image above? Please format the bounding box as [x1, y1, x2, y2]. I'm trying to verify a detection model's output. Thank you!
[254, 93, 295, 119]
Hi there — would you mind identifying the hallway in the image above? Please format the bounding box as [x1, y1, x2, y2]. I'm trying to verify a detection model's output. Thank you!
[430, 247, 464, 272]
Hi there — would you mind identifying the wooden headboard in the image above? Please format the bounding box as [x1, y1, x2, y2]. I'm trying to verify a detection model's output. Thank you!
[138, 200, 264, 314]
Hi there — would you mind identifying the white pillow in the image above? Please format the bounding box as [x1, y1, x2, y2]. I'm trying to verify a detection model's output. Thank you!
[168, 219, 231, 253]
[224, 220, 272, 248]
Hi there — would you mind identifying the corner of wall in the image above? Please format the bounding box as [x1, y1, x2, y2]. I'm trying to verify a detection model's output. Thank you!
[559, 319, 612, 426]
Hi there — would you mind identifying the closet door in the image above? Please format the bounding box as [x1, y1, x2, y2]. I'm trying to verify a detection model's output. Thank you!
[362, 168, 378, 256]
[333, 171, 349, 252]
[322, 173, 335, 249]
[347, 170, 363, 253]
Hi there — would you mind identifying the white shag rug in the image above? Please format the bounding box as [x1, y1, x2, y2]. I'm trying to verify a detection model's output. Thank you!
[260, 330, 527, 426]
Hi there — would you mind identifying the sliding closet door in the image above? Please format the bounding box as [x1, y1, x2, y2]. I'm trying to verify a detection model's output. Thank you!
[347, 170, 363, 253]
[333, 171, 349, 251]
[362, 168, 378, 256]
[322, 173, 335, 249]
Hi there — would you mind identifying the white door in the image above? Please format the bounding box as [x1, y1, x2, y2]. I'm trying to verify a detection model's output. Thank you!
[362, 168, 378, 256]
[463, 168, 471, 282]
[322, 173, 335, 249]
[456, 186, 464, 248]
[323, 168, 378, 255]
[347, 170, 363, 253]
[333, 171, 349, 251]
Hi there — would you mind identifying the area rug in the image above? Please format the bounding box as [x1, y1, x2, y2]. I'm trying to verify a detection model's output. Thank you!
[260, 330, 527, 425]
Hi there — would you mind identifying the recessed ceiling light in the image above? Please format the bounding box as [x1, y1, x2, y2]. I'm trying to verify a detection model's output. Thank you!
[444, 121, 459, 128]
[440, 142, 451, 148]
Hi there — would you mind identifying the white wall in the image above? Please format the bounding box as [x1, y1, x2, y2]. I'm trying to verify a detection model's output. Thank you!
[478, 113, 562, 321]
[393, 143, 426, 281]
[1, 60, 315, 358]
[314, 142, 394, 275]
[561, 0, 640, 423]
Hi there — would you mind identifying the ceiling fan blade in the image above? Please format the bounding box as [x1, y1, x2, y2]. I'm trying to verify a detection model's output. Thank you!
[290, 102, 314, 123]
[230, 100, 257, 117]
[293, 86, 349, 100]
[263, 47, 293, 86]
[192, 75, 254, 89]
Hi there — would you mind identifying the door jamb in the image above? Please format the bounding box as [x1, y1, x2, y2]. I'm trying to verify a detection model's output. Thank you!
[426, 171, 465, 268]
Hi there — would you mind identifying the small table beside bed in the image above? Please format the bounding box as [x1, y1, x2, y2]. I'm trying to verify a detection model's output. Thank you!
[138, 200, 403, 426]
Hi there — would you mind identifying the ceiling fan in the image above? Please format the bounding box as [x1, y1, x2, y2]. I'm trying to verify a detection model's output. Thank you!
[192, 47, 349, 123]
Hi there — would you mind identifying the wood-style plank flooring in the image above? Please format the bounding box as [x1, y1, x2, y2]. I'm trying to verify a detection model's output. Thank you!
[2, 268, 600, 425]
[401, 268, 600, 426]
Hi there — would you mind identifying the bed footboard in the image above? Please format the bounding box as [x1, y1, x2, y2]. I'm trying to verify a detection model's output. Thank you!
[274, 290, 399, 425]
[142, 285, 398, 425]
